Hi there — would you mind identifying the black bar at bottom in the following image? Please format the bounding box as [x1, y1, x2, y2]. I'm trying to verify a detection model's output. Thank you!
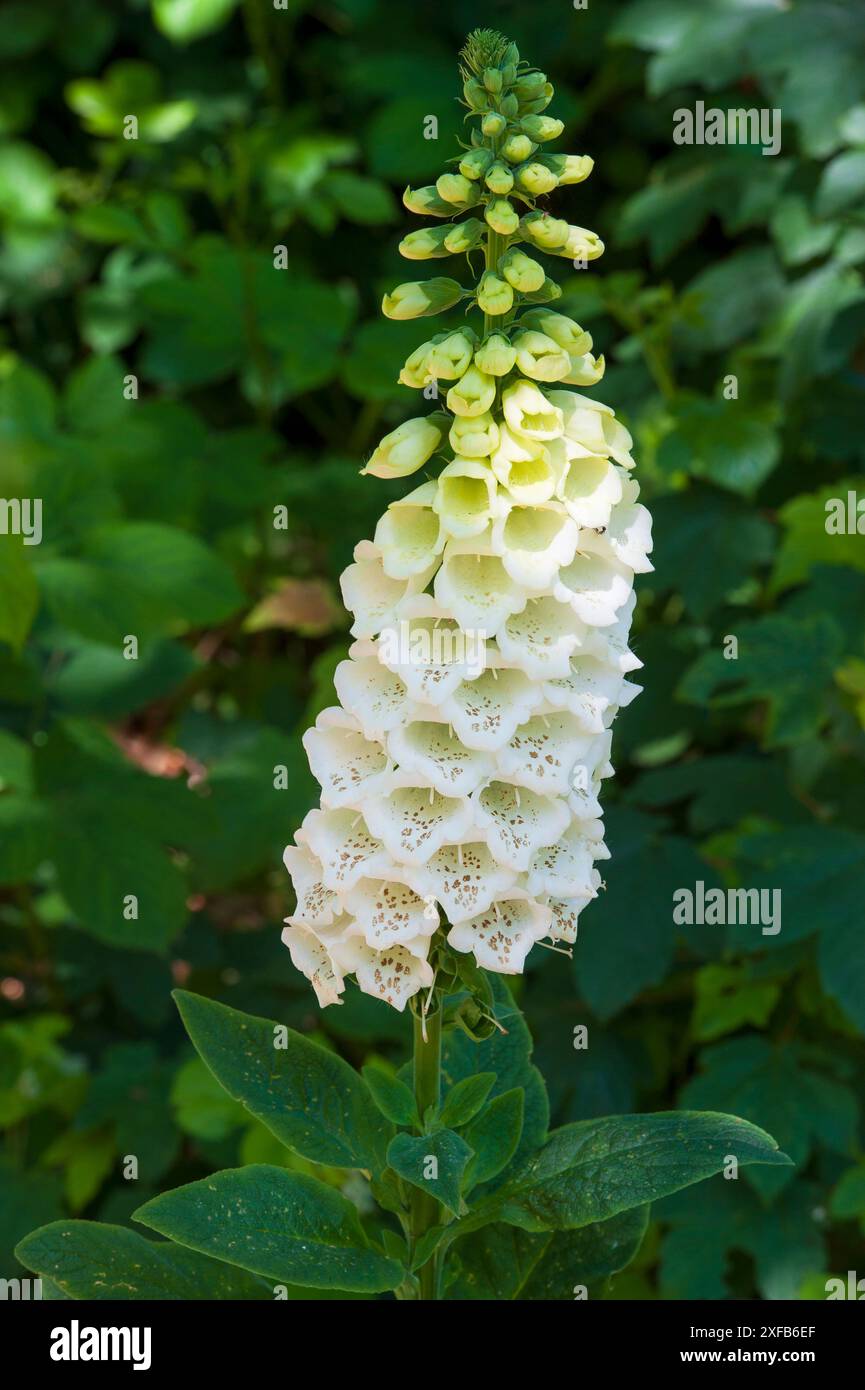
[5, 1296, 861, 1375]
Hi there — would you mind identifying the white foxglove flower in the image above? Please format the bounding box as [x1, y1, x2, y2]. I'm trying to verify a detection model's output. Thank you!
[282, 41, 652, 1012]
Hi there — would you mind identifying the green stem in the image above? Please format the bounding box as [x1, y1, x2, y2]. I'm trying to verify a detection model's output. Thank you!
[483, 228, 506, 337]
[409, 1004, 442, 1299]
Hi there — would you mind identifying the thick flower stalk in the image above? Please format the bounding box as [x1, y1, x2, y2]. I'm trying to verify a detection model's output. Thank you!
[282, 30, 652, 1023]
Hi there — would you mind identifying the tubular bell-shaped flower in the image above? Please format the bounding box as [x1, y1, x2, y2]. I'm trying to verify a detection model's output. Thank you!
[283, 29, 652, 1015]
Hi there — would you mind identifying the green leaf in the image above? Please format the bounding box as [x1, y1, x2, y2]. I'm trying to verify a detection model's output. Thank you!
[448, 1206, 647, 1299]
[0, 537, 38, 651]
[576, 808, 722, 1018]
[463, 1089, 524, 1192]
[327, 171, 398, 225]
[442, 976, 548, 1188]
[678, 614, 844, 747]
[40, 1129, 115, 1212]
[439, 1072, 496, 1129]
[650, 487, 775, 618]
[341, 319, 422, 401]
[660, 1179, 824, 1301]
[52, 810, 188, 952]
[629, 754, 802, 835]
[387, 1129, 473, 1217]
[35, 522, 243, 643]
[658, 400, 780, 496]
[681, 1038, 857, 1200]
[829, 1164, 865, 1220]
[817, 151, 865, 218]
[174, 990, 390, 1172]
[76, 1042, 179, 1181]
[152, 0, 240, 45]
[448, 1224, 547, 1299]
[171, 1055, 246, 1141]
[520, 1206, 650, 1299]
[680, 248, 785, 351]
[16, 1220, 272, 1299]
[0, 140, 56, 222]
[361, 1062, 418, 1127]
[692, 964, 781, 1042]
[0, 791, 50, 885]
[772, 480, 865, 593]
[0, 1159, 63, 1275]
[478, 1111, 790, 1234]
[730, 826, 865, 952]
[134, 1165, 403, 1293]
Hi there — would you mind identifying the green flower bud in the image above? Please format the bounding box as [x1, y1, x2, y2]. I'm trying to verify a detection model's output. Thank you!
[514, 71, 548, 102]
[482, 111, 507, 138]
[436, 172, 477, 205]
[499, 247, 545, 292]
[398, 339, 435, 388]
[382, 277, 463, 320]
[362, 414, 445, 478]
[501, 62, 517, 86]
[519, 309, 592, 355]
[446, 363, 496, 417]
[483, 67, 503, 94]
[502, 41, 520, 68]
[520, 210, 570, 249]
[403, 185, 454, 218]
[449, 410, 500, 458]
[476, 271, 514, 317]
[399, 225, 454, 260]
[519, 276, 563, 304]
[540, 153, 594, 185]
[514, 160, 559, 196]
[463, 77, 487, 111]
[500, 93, 519, 118]
[459, 147, 493, 180]
[520, 86, 554, 114]
[484, 161, 514, 195]
[426, 328, 476, 379]
[512, 329, 572, 382]
[520, 114, 563, 142]
[474, 333, 517, 376]
[501, 133, 536, 163]
[485, 197, 519, 236]
[443, 218, 486, 254]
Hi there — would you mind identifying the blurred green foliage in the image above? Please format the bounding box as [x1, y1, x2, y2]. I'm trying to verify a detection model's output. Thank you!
[1, 0, 864, 1300]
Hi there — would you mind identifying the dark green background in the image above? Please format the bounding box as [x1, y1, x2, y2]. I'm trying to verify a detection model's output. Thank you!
[1, 0, 864, 1299]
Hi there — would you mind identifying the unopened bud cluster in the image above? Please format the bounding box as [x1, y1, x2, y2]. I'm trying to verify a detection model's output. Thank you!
[283, 30, 652, 1015]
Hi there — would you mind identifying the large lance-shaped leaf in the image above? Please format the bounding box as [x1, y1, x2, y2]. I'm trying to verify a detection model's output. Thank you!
[519, 1206, 650, 1299]
[15, 1221, 273, 1300]
[174, 990, 389, 1172]
[447, 1206, 648, 1300]
[133, 1165, 404, 1294]
[476, 1111, 791, 1233]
